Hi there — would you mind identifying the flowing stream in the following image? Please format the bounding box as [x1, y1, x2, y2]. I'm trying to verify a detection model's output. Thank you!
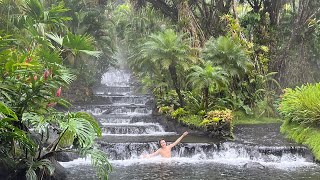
[62, 68, 320, 180]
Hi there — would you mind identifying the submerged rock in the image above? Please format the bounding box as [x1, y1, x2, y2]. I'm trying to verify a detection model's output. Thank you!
[243, 162, 266, 170]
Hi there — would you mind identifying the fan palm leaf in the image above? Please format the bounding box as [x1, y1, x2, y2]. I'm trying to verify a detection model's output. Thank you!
[137, 29, 196, 106]
[188, 62, 229, 112]
[202, 36, 252, 78]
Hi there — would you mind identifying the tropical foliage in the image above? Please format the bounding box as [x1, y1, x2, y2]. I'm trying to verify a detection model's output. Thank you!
[188, 62, 229, 112]
[112, 1, 286, 138]
[133, 29, 196, 107]
[279, 83, 320, 125]
[2, 0, 320, 176]
[200, 109, 233, 137]
[0, 0, 114, 179]
[280, 121, 320, 160]
[279, 83, 320, 160]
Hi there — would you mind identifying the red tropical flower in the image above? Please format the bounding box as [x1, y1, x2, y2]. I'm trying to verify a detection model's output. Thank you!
[56, 87, 62, 97]
[26, 57, 32, 63]
[43, 70, 50, 80]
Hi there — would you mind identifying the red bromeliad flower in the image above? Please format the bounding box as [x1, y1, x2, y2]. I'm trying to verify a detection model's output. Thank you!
[26, 57, 32, 63]
[56, 87, 62, 97]
[33, 75, 37, 81]
[43, 70, 50, 80]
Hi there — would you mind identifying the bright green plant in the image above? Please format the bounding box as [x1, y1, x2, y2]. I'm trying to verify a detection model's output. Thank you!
[135, 29, 196, 107]
[179, 115, 203, 129]
[202, 36, 252, 78]
[158, 106, 174, 115]
[281, 121, 320, 160]
[171, 108, 188, 119]
[278, 83, 320, 125]
[200, 109, 234, 137]
[188, 62, 229, 112]
[0, 2, 112, 177]
[0, 48, 111, 179]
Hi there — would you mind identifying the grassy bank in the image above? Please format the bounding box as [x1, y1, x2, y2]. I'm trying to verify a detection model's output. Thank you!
[233, 112, 282, 125]
[281, 121, 320, 160]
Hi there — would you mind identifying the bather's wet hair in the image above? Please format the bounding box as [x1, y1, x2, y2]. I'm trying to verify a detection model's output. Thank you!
[158, 138, 166, 148]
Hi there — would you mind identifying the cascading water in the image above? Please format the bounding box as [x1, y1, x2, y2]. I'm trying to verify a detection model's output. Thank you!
[62, 68, 320, 180]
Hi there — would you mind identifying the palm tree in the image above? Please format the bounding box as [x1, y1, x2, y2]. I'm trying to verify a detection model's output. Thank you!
[138, 29, 196, 107]
[63, 0, 117, 74]
[202, 36, 254, 111]
[188, 62, 229, 112]
[202, 36, 252, 78]
[18, 0, 71, 32]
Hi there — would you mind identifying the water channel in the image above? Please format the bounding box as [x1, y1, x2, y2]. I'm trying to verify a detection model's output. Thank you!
[61, 68, 320, 180]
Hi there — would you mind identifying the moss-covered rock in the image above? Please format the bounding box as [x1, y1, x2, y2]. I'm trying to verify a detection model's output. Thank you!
[200, 109, 233, 138]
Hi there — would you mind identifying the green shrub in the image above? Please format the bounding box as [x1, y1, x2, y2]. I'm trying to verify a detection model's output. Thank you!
[281, 121, 320, 160]
[158, 106, 174, 115]
[171, 108, 188, 119]
[278, 83, 320, 125]
[200, 109, 233, 138]
[197, 110, 206, 116]
[156, 90, 180, 108]
[205, 109, 233, 123]
[179, 115, 203, 128]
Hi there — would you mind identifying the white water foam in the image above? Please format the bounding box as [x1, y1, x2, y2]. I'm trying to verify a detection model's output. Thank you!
[60, 155, 316, 170]
[101, 69, 131, 86]
[101, 122, 165, 126]
[101, 132, 177, 136]
[60, 157, 92, 168]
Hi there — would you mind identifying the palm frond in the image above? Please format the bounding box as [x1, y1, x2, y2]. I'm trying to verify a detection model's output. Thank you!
[46, 33, 63, 46]
[56, 68, 76, 84]
[78, 50, 102, 58]
[56, 98, 72, 108]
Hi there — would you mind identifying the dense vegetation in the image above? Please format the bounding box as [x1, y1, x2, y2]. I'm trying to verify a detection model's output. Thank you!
[279, 83, 320, 159]
[114, 0, 320, 156]
[1, 0, 320, 179]
[0, 0, 115, 179]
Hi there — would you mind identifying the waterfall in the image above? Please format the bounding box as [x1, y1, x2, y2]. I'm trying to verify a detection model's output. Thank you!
[62, 67, 320, 180]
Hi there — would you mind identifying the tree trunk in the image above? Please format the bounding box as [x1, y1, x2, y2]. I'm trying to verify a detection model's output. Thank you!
[204, 87, 209, 113]
[169, 63, 184, 107]
[271, 0, 320, 87]
[263, 0, 285, 26]
[177, 0, 206, 47]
